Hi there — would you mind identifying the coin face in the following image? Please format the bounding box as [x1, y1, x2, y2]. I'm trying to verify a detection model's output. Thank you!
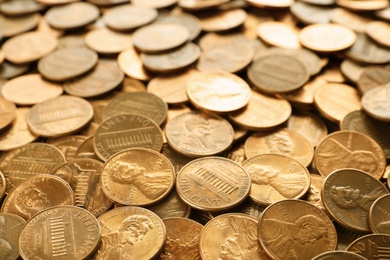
[369, 194, 390, 233]
[257, 21, 301, 49]
[0, 213, 26, 260]
[362, 84, 390, 122]
[199, 8, 247, 32]
[156, 13, 201, 41]
[84, 28, 132, 55]
[346, 234, 390, 259]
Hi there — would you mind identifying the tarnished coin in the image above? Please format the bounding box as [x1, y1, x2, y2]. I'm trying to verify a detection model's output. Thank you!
[0, 61, 29, 80]
[322, 169, 388, 232]
[0, 95, 16, 131]
[160, 217, 202, 259]
[165, 111, 234, 158]
[63, 61, 124, 98]
[313, 251, 367, 260]
[27, 95, 94, 138]
[94, 114, 164, 161]
[242, 154, 310, 205]
[1, 74, 63, 106]
[103, 4, 158, 31]
[229, 90, 292, 131]
[38, 47, 98, 82]
[2, 31, 58, 64]
[347, 234, 390, 259]
[103, 92, 167, 125]
[147, 188, 191, 219]
[19, 205, 101, 260]
[198, 8, 247, 32]
[48, 135, 87, 161]
[349, 34, 390, 65]
[84, 28, 132, 55]
[199, 213, 264, 260]
[245, 128, 314, 167]
[369, 194, 390, 233]
[186, 71, 252, 114]
[258, 199, 337, 260]
[357, 66, 390, 94]
[257, 21, 301, 49]
[314, 130, 386, 178]
[156, 13, 201, 41]
[1, 175, 74, 220]
[118, 47, 152, 81]
[0, 0, 45, 16]
[176, 157, 250, 211]
[362, 84, 390, 122]
[0, 13, 40, 38]
[45, 2, 99, 30]
[290, 1, 332, 25]
[93, 206, 165, 259]
[0, 213, 26, 260]
[330, 7, 371, 33]
[75, 136, 101, 161]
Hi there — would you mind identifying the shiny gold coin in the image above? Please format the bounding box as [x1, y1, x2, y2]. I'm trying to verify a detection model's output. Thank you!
[38, 47, 98, 82]
[330, 7, 371, 34]
[84, 27, 132, 55]
[47, 135, 87, 161]
[75, 136, 101, 161]
[93, 206, 165, 259]
[176, 156, 250, 211]
[257, 21, 301, 49]
[299, 23, 357, 52]
[362, 84, 390, 122]
[357, 65, 390, 94]
[1, 74, 63, 106]
[314, 130, 386, 178]
[2, 31, 58, 64]
[156, 13, 201, 41]
[19, 205, 101, 260]
[369, 194, 390, 233]
[187, 71, 252, 114]
[0, 213, 26, 260]
[336, 0, 389, 11]
[0, 13, 40, 38]
[366, 21, 390, 48]
[0, 95, 16, 131]
[147, 188, 191, 219]
[165, 111, 234, 158]
[178, 0, 229, 10]
[117, 47, 153, 81]
[1, 175, 74, 220]
[199, 8, 247, 32]
[247, 0, 294, 8]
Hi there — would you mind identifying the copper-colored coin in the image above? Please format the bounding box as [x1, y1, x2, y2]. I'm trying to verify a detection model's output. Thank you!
[357, 66, 390, 94]
[347, 234, 390, 258]
[248, 53, 310, 94]
[178, 0, 229, 10]
[0, 108, 39, 151]
[362, 84, 390, 122]
[347, 33, 390, 65]
[247, 0, 294, 8]
[0, 50, 4, 65]
[141, 42, 200, 73]
[187, 71, 252, 114]
[132, 23, 189, 53]
[84, 27, 132, 55]
[165, 111, 234, 158]
[242, 154, 310, 205]
[340, 59, 366, 84]
[86, 0, 127, 6]
[36, 15, 64, 38]
[0, 95, 15, 131]
[63, 61, 124, 98]
[314, 83, 361, 123]
[0, 171, 5, 199]
[1, 74, 63, 106]
[315, 130, 386, 178]
[27, 95, 94, 138]
[330, 8, 371, 33]
[2, 31, 58, 64]
[38, 47, 98, 82]
[1, 175, 74, 220]
[57, 35, 86, 49]
[305, 174, 326, 211]
[94, 114, 164, 161]
[176, 157, 250, 211]
[19, 205, 101, 260]
[47, 135, 87, 161]
[93, 206, 165, 259]
[0, 13, 40, 38]
[257, 21, 301, 49]
[367, 22, 390, 48]
[35, 0, 78, 5]
[103, 4, 157, 31]
[160, 217, 202, 259]
[75, 136, 101, 161]
[299, 0, 335, 5]
[0, 213, 26, 260]
[199, 8, 247, 32]
[117, 47, 152, 81]
[321, 62, 346, 83]
[147, 188, 191, 219]
[244, 128, 314, 167]
[156, 13, 201, 41]
[336, 0, 389, 11]
[229, 90, 292, 131]
[313, 251, 367, 260]
[120, 77, 146, 93]
[103, 92, 167, 125]
[0, 61, 29, 80]
[323, 169, 389, 233]
[132, 0, 177, 8]
[299, 23, 357, 52]
[45, 2, 99, 30]
[0, 0, 44, 16]
[369, 194, 390, 233]
[258, 199, 337, 260]
[160, 140, 193, 171]
[290, 1, 332, 25]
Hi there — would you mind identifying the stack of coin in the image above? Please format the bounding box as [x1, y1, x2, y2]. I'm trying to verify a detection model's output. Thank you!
[0, 0, 389, 259]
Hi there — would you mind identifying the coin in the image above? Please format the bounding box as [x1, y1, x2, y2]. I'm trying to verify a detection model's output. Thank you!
[0, 61, 29, 80]
[146, 188, 191, 219]
[186, 71, 252, 114]
[258, 199, 337, 260]
[19, 205, 101, 260]
[340, 59, 366, 84]
[329, 7, 372, 34]
[118, 47, 153, 81]
[368, 194, 390, 233]
[362, 84, 390, 122]
[1, 175, 75, 220]
[178, 0, 229, 10]
[0, 13, 40, 38]
[0, 213, 26, 260]
[0, 95, 16, 131]
[305, 174, 326, 211]
[155, 13, 201, 41]
[257, 21, 301, 49]
[199, 8, 247, 32]
[176, 157, 250, 211]
[0, 171, 5, 199]
[75, 136, 101, 161]
[47, 135, 87, 161]
[290, 1, 332, 25]
[313, 251, 367, 260]
[165, 111, 234, 158]
[366, 21, 390, 48]
[347, 234, 390, 258]
[84, 27, 132, 55]
[27, 95, 94, 138]
[0, 0, 44, 16]
[38, 47, 98, 82]
[357, 65, 390, 94]
[131, 0, 177, 8]
[247, 0, 294, 8]
[375, 6, 390, 21]
[336, 0, 389, 11]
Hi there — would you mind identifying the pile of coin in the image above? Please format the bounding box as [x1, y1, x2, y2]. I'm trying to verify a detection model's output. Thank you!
[0, 0, 390, 259]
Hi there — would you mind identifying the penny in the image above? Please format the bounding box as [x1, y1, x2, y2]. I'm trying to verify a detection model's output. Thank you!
[0, 213, 26, 260]
[36, 15, 64, 38]
[347, 234, 390, 258]
[0, 13, 40, 38]
[75, 136, 101, 161]
[336, 0, 389, 11]
[178, 0, 229, 10]
[196, 41, 254, 73]
[103, 92, 167, 125]
[63, 61, 124, 98]
[314, 83, 361, 123]
[176, 157, 250, 211]
[160, 217, 202, 259]
[141, 42, 201, 73]
[0, 108, 38, 151]
[313, 251, 367, 260]
[301, 0, 335, 4]
[340, 59, 366, 84]
[1, 74, 63, 106]
[0, 0, 45, 16]
[224, 142, 246, 164]
[242, 154, 310, 205]
[132, 23, 189, 53]
[84, 27, 132, 55]
[0, 61, 29, 80]
[366, 21, 390, 48]
[19, 205, 101, 260]
[2, 31, 58, 64]
[305, 174, 326, 211]
[330, 8, 372, 34]
[315, 130, 386, 179]
[257, 21, 301, 49]
[186, 71, 252, 114]
[45, 2, 100, 30]
[199, 213, 264, 260]
[290, 1, 332, 24]
[299, 23, 357, 52]
[103, 4, 157, 31]
[147, 188, 191, 219]
[78, 122, 99, 137]
[38, 47, 98, 82]
[118, 47, 153, 81]
[132, 0, 177, 8]
[362, 84, 390, 122]
[1, 175, 74, 220]
[0, 95, 15, 131]
[86, 0, 127, 6]
[198, 8, 247, 32]
[35, 0, 78, 5]
[248, 53, 310, 94]
[156, 13, 201, 41]
[357, 66, 390, 94]
[57, 35, 86, 49]
[94, 114, 164, 161]
[247, 0, 294, 8]
[93, 206, 165, 259]
[0, 171, 5, 199]
[369, 194, 390, 233]
[258, 199, 337, 260]
[120, 77, 146, 93]
[321, 62, 346, 83]
[47, 135, 87, 161]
